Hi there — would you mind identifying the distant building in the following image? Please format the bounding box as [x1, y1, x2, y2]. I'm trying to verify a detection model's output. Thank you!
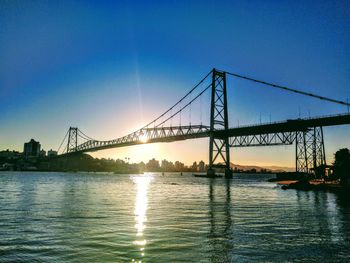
[40, 149, 46, 157]
[23, 139, 41, 158]
[146, 158, 160, 171]
[174, 161, 185, 172]
[199, 161, 205, 172]
[161, 159, 174, 172]
[0, 149, 21, 158]
[47, 149, 58, 157]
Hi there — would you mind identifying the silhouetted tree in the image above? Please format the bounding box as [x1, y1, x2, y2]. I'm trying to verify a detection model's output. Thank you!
[191, 161, 198, 172]
[333, 148, 350, 185]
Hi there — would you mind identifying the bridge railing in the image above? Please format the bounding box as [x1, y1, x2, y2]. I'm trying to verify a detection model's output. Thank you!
[73, 124, 213, 153]
[72, 112, 350, 153]
[230, 112, 350, 130]
[74, 125, 210, 152]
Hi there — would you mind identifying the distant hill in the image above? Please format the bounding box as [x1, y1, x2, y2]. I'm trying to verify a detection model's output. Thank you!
[230, 163, 294, 173]
[262, 165, 295, 172]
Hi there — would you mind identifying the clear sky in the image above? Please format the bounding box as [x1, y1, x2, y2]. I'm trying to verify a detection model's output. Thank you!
[1, 1, 349, 167]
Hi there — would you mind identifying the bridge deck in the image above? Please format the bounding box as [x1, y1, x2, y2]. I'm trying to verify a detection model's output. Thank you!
[67, 113, 350, 154]
[216, 113, 350, 138]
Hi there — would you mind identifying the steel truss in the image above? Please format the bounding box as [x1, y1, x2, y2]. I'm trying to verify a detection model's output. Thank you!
[229, 132, 295, 147]
[296, 127, 326, 176]
[72, 125, 210, 153]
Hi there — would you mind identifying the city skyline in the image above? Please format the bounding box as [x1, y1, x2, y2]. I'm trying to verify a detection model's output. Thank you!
[0, 144, 294, 173]
[1, 1, 350, 167]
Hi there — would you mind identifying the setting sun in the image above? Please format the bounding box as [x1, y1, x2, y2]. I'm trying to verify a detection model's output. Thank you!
[140, 134, 148, 143]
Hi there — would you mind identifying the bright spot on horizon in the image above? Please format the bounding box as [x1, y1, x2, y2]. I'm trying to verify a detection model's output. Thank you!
[140, 134, 148, 143]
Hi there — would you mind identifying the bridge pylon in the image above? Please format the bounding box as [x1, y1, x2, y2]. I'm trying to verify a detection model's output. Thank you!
[67, 127, 78, 153]
[296, 126, 326, 177]
[207, 69, 232, 178]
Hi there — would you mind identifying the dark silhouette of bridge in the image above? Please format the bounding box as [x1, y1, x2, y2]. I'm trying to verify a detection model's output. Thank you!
[58, 69, 350, 177]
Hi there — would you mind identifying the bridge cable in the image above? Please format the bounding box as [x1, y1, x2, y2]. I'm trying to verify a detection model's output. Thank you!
[170, 108, 172, 127]
[78, 129, 96, 141]
[179, 105, 182, 126]
[189, 93, 192, 126]
[224, 71, 350, 107]
[77, 133, 89, 141]
[62, 145, 67, 154]
[156, 82, 212, 127]
[57, 130, 69, 154]
[77, 133, 90, 142]
[200, 94, 202, 125]
[141, 69, 212, 129]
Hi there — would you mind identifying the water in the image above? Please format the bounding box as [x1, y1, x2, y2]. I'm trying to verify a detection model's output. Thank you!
[0, 172, 350, 262]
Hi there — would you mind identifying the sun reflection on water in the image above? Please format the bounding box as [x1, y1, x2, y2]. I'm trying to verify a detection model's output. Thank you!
[132, 175, 152, 262]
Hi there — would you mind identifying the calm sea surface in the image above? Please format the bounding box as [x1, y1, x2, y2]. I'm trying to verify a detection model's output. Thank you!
[0, 172, 350, 262]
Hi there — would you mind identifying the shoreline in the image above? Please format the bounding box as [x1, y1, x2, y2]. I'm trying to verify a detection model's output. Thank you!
[272, 178, 348, 191]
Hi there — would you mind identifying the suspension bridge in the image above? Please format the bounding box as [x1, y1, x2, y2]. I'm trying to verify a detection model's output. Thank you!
[57, 68, 350, 177]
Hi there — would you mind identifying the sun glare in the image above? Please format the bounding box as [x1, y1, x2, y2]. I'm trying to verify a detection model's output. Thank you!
[140, 134, 148, 143]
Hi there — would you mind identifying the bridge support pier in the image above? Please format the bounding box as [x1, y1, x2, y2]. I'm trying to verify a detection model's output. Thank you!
[296, 126, 326, 177]
[67, 127, 78, 153]
[207, 69, 232, 178]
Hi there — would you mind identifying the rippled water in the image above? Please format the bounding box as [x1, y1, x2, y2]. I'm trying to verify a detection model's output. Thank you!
[1, 172, 350, 262]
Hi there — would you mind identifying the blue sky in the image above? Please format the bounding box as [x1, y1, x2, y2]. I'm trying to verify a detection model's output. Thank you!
[1, 1, 349, 166]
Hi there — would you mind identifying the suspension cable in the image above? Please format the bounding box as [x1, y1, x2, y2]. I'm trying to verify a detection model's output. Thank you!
[200, 94, 202, 125]
[62, 145, 67, 154]
[179, 100, 182, 126]
[57, 130, 69, 153]
[78, 129, 95, 141]
[141, 69, 212, 129]
[77, 133, 91, 142]
[189, 93, 192, 126]
[179, 109, 182, 126]
[224, 71, 350, 107]
[156, 82, 212, 127]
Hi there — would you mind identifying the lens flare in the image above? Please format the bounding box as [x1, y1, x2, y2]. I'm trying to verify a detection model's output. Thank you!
[140, 134, 148, 143]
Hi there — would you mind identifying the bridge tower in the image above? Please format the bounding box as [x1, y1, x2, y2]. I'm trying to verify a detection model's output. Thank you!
[67, 127, 78, 153]
[296, 126, 326, 177]
[207, 69, 232, 178]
